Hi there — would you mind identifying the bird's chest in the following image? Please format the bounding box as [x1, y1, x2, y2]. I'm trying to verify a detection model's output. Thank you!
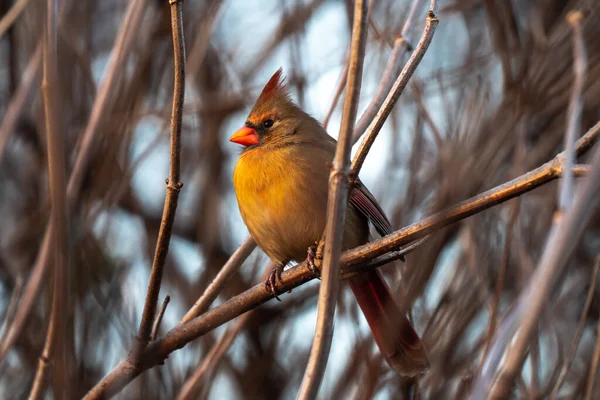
[233, 147, 328, 261]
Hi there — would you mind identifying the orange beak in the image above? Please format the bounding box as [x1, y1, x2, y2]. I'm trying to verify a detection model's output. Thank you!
[229, 126, 259, 147]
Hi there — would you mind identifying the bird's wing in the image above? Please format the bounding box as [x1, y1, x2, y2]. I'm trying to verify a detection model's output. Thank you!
[349, 180, 393, 237]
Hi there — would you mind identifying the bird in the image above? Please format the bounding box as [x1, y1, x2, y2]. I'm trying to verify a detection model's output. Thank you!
[229, 69, 429, 376]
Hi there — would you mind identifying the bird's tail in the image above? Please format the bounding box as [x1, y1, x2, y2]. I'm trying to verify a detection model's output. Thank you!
[349, 269, 429, 376]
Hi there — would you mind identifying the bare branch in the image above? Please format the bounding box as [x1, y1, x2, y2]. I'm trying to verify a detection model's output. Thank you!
[352, 0, 429, 142]
[0, 0, 79, 164]
[297, 1, 368, 398]
[176, 312, 252, 400]
[151, 296, 171, 342]
[134, 0, 186, 354]
[559, 11, 587, 211]
[29, 0, 69, 397]
[0, 0, 31, 39]
[585, 306, 600, 400]
[179, 237, 256, 325]
[351, 2, 439, 176]
[550, 255, 600, 399]
[322, 60, 348, 130]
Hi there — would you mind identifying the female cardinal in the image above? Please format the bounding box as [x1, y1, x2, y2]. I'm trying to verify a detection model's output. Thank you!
[230, 69, 429, 376]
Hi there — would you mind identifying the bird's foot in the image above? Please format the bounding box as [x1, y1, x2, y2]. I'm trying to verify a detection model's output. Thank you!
[265, 263, 285, 301]
[306, 241, 322, 278]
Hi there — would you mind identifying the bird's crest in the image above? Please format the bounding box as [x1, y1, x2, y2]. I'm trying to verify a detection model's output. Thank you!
[255, 68, 288, 105]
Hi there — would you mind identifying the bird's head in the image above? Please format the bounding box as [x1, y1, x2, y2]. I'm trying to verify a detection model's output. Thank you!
[229, 69, 314, 149]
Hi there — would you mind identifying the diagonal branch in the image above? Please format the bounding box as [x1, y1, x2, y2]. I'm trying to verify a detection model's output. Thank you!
[352, 0, 429, 142]
[179, 237, 256, 325]
[351, 1, 439, 176]
[549, 255, 600, 399]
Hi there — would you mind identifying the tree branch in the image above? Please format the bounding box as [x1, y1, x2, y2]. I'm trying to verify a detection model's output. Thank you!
[351, 0, 429, 142]
[297, 1, 368, 398]
[558, 10, 587, 211]
[134, 0, 185, 354]
[29, 0, 69, 397]
[351, 1, 438, 176]
[179, 237, 256, 325]
[585, 306, 600, 400]
[550, 255, 600, 399]
[0, 0, 32, 39]
[151, 296, 171, 342]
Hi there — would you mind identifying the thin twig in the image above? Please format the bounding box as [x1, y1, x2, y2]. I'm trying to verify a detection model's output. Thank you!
[66, 0, 147, 206]
[297, 1, 368, 398]
[322, 59, 348, 130]
[550, 255, 600, 400]
[351, 1, 439, 176]
[0, 0, 147, 363]
[474, 13, 592, 399]
[179, 237, 256, 325]
[572, 164, 590, 176]
[585, 309, 600, 400]
[29, 0, 68, 397]
[479, 199, 519, 371]
[0, 275, 23, 338]
[0, 0, 75, 165]
[151, 296, 171, 342]
[0, 0, 31, 39]
[322, 0, 377, 130]
[176, 310, 253, 400]
[352, 0, 429, 142]
[134, 0, 185, 355]
[83, 121, 600, 400]
[559, 11, 587, 211]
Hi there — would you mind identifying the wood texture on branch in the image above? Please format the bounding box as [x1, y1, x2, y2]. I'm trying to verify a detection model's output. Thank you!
[28, 0, 68, 397]
[134, 0, 185, 354]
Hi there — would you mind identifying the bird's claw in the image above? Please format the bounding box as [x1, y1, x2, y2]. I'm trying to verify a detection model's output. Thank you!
[265, 264, 284, 301]
[306, 242, 322, 278]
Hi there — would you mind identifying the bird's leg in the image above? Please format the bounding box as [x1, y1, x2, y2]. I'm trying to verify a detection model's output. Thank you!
[306, 241, 323, 278]
[265, 262, 285, 301]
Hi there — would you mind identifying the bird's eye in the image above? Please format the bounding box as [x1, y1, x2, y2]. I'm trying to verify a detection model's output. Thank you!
[262, 119, 274, 129]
